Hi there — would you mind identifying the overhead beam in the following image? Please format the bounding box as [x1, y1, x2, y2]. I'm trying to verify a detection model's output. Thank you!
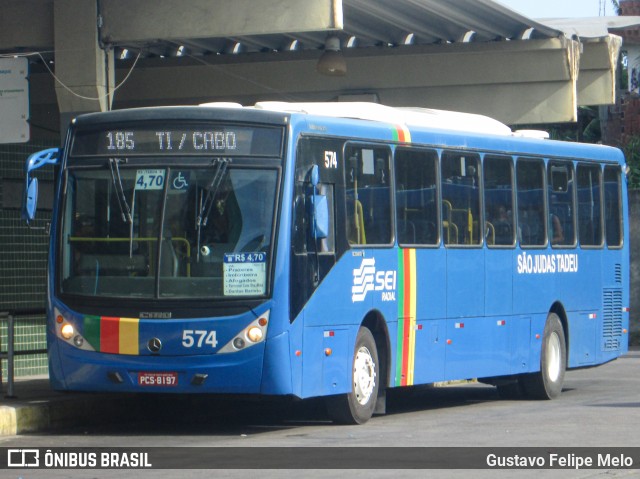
[108, 37, 581, 124]
[0, 0, 53, 51]
[577, 35, 622, 106]
[99, 0, 343, 45]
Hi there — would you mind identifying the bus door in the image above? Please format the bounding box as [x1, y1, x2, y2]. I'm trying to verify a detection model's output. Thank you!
[441, 151, 498, 379]
[395, 148, 446, 385]
[483, 156, 519, 376]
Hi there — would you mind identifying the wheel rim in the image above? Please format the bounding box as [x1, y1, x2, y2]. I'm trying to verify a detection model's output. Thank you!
[353, 346, 376, 405]
[546, 331, 562, 382]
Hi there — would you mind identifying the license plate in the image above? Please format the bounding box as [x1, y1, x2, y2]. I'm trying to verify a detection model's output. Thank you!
[138, 371, 178, 387]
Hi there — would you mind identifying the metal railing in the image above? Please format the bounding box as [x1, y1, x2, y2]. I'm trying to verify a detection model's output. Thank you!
[0, 308, 47, 398]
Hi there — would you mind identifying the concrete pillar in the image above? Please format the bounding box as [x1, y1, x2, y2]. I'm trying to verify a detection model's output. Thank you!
[53, 0, 114, 132]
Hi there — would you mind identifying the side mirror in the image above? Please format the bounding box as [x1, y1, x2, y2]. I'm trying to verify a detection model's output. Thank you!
[23, 177, 39, 223]
[307, 165, 329, 239]
[310, 164, 320, 187]
[312, 194, 329, 239]
[22, 148, 60, 224]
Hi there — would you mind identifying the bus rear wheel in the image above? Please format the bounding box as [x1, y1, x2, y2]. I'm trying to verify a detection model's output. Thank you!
[326, 327, 379, 425]
[521, 313, 566, 399]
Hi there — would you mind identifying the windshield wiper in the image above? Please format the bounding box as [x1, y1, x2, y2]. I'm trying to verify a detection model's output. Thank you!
[108, 158, 135, 258]
[196, 158, 229, 262]
[108, 158, 132, 224]
[197, 158, 229, 227]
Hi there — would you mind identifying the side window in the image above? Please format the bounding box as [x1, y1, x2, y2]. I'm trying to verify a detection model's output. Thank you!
[484, 156, 515, 247]
[516, 158, 546, 247]
[345, 144, 392, 245]
[394, 148, 439, 246]
[548, 161, 576, 247]
[604, 166, 623, 248]
[441, 151, 481, 246]
[577, 164, 603, 247]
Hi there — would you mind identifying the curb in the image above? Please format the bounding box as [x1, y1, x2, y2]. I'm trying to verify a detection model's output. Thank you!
[0, 403, 49, 436]
[0, 393, 140, 436]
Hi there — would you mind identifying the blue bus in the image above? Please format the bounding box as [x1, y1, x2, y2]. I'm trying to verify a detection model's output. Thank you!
[23, 102, 629, 424]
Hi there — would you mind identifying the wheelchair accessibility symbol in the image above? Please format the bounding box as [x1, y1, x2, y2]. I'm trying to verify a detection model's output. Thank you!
[172, 172, 188, 190]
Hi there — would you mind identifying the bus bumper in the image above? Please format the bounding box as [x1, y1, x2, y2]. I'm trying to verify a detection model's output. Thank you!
[50, 338, 269, 394]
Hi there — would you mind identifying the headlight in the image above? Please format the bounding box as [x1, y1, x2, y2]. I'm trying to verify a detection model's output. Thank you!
[218, 310, 270, 354]
[54, 308, 95, 351]
[60, 323, 75, 339]
[247, 326, 263, 343]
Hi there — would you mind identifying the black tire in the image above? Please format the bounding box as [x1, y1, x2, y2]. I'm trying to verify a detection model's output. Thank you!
[326, 327, 379, 424]
[521, 313, 566, 399]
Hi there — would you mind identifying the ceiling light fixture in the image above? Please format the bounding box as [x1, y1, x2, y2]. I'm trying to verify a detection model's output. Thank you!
[317, 35, 347, 76]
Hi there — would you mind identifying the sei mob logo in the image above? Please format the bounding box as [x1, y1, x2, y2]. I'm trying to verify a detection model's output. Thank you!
[351, 258, 397, 302]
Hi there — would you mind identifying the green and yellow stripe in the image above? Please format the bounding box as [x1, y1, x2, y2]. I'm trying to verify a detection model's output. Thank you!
[395, 248, 417, 386]
[391, 124, 412, 143]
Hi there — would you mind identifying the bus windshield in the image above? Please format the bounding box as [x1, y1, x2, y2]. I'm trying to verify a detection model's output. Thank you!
[60, 164, 278, 300]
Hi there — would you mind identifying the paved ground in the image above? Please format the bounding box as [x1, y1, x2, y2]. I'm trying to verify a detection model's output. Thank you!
[0, 349, 638, 478]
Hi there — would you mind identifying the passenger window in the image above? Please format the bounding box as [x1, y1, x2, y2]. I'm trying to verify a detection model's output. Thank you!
[395, 148, 439, 246]
[484, 156, 515, 247]
[441, 151, 481, 246]
[516, 159, 546, 247]
[548, 161, 575, 247]
[604, 166, 622, 248]
[345, 145, 392, 245]
[577, 164, 603, 247]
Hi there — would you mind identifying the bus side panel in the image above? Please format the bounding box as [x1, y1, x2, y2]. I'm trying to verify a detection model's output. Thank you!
[398, 247, 446, 385]
[299, 254, 372, 399]
[566, 250, 603, 368]
[567, 311, 598, 366]
[570, 250, 603, 312]
[414, 249, 447, 320]
[300, 325, 355, 398]
[260, 330, 293, 395]
[412, 319, 446, 385]
[287, 311, 305, 398]
[46, 326, 68, 390]
[444, 316, 510, 380]
[513, 254, 561, 315]
[321, 327, 350, 396]
[510, 315, 531, 375]
[485, 249, 514, 317]
[446, 249, 485, 318]
[527, 313, 548, 373]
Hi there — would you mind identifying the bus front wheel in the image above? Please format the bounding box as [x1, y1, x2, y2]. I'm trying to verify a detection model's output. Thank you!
[326, 327, 379, 425]
[521, 313, 566, 399]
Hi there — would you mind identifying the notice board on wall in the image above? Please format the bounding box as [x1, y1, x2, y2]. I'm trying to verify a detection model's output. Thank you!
[0, 57, 29, 144]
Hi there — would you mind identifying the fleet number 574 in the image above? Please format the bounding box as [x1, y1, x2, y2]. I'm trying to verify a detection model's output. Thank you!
[182, 330, 218, 348]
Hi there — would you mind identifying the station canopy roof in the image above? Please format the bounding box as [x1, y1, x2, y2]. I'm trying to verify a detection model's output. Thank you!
[4, 0, 640, 126]
[95, 0, 639, 59]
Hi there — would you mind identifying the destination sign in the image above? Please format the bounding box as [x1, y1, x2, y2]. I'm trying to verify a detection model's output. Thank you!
[71, 125, 282, 157]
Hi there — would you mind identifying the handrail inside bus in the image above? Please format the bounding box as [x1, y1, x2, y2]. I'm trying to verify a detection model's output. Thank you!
[68, 236, 191, 276]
